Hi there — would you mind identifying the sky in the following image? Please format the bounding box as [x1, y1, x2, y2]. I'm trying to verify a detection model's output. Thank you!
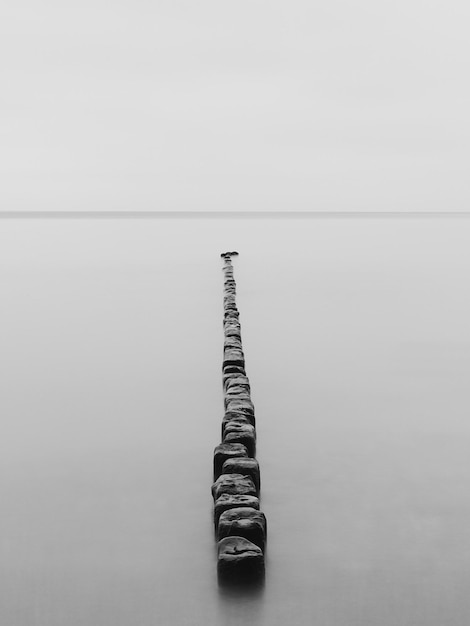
[1, 0, 469, 213]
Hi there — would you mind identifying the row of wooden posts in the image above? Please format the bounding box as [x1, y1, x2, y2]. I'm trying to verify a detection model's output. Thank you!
[212, 252, 267, 582]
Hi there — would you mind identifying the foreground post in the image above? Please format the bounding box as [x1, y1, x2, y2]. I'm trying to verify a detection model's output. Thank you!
[212, 252, 266, 583]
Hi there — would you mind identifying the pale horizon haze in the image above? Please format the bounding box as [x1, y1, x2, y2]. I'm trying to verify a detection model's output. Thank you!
[1, 1, 469, 213]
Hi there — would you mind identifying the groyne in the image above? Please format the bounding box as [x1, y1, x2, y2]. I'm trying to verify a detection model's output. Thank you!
[212, 252, 266, 582]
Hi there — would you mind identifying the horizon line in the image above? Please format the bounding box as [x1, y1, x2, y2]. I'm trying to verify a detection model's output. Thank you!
[1, 211, 470, 219]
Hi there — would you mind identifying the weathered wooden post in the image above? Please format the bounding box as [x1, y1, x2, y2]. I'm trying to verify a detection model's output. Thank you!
[212, 252, 266, 582]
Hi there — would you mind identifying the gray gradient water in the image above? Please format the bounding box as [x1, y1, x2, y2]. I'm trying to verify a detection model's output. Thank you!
[1, 216, 470, 625]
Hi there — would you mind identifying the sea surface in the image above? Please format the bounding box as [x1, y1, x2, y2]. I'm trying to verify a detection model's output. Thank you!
[1, 215, 470, 625]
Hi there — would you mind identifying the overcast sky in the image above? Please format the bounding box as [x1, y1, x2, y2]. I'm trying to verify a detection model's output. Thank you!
[1, 0, 469, 213]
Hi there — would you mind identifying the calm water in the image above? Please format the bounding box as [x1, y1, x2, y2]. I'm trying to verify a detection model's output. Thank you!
[1, 215, 470, 625]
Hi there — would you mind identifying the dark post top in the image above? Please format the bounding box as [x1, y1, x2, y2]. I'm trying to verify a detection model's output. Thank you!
[220, 251, 239, 258]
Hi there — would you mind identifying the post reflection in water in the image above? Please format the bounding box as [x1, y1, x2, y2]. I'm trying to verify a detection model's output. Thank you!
[217, 572, 266, 626]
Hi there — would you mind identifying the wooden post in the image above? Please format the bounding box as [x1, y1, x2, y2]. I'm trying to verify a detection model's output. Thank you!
[212, 252, 266, 582]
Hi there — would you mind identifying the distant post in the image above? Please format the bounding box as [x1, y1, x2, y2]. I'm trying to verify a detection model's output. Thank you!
[212, 252, 266, 582]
